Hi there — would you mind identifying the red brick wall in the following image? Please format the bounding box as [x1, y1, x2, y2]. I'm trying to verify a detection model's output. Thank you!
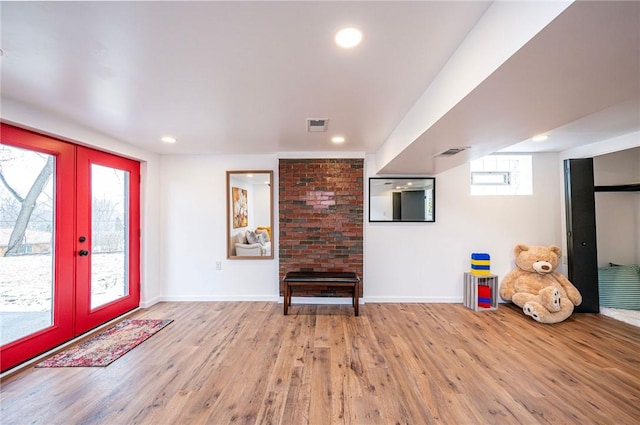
[279, 158, 364, 297]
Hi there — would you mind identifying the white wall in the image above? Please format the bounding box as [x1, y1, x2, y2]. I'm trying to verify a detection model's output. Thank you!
[1, 98, 163, 307]
[161, 151, 563, 303]
[364, 152, 563, 302]
[593, 147, 640, 266]
[160, 154, 279, 301]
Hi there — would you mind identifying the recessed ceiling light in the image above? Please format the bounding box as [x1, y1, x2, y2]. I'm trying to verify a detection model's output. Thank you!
[247, 174, 254, 178]
[331, 136, 345, 144]
[532, 134, 549, 142]
[161, 136, 176, 144]
[335, 27, 363, 48]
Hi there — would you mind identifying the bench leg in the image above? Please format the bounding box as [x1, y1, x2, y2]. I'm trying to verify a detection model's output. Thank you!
[284, 282, 289, 315]
[354, 283, 359, 316]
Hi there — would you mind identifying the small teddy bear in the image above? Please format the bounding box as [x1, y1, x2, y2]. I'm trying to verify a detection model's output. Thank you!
[499, 244, 582, 324]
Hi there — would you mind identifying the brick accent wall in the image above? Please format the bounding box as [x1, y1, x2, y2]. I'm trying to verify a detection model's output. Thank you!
[279, 158, 364, 297]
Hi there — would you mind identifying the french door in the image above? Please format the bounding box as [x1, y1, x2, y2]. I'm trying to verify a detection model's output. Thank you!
[1, 124, 140, 372]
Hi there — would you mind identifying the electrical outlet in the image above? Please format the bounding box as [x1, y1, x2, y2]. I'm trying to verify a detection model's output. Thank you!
[215, 261, 222, 271]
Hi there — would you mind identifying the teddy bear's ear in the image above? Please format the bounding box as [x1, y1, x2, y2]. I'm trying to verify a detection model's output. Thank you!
[514, 244, 529, 255]
[549, 245, 562, 256]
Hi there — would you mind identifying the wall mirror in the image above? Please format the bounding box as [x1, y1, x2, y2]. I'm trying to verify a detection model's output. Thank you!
[226, 170, 274, 259]
[369, 177, 435, 222]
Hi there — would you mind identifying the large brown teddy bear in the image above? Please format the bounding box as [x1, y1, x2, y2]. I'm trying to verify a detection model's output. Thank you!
[499, 244, 582, 324]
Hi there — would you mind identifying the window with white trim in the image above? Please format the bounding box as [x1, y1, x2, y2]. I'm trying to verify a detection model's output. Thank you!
[470, 154, 532, 196]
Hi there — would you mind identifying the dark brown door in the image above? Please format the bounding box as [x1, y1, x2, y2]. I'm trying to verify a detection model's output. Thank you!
[564, 158, 599, 313]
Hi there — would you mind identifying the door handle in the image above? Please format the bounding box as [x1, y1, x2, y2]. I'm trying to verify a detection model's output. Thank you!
[79, 250, 90, 256]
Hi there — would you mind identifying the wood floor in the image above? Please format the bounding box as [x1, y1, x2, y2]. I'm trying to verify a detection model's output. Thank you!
[1, 302, 639, 425]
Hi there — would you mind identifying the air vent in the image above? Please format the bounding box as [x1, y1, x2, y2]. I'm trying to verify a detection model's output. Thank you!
[307, 118, 329, 132]
[436, 147, 469, 157]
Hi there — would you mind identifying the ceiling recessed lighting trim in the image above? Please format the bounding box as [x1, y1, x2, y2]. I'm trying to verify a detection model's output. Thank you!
[532, 134, 549, 142]
[335, 27, 363, 48]
[161, 136, 177, 144]
[331, 136, 345, 144]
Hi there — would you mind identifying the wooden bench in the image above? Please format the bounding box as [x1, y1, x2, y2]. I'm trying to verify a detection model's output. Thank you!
[283, 271, 360, 316]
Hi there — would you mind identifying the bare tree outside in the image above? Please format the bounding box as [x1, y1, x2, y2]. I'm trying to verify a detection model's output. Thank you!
[92, 196, 124, 253]
[0, 157, 53, 256]
[0, 146, 54, 257]
[0, 144, 55, 345]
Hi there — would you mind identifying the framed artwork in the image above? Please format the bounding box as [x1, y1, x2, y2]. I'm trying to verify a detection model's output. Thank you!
[232, 187, 248, 228]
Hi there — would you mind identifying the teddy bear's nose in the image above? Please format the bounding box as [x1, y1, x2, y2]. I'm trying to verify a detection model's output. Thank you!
[533, 261, 553, 274]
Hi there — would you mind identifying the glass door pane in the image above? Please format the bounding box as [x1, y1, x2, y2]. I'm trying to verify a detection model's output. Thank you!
[90, 164, 129, 309]
[0, 145, 55, 345]
[74, 145, 139, 335]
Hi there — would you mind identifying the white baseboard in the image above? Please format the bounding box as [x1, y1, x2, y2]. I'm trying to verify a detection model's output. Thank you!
[140, 296, 162, 308]
[159, 295, 279, 302]
[363, 296, 463, 303]
[153, 296, 465, 304]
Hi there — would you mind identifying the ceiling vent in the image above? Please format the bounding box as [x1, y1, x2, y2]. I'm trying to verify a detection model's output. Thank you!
[307, 118, 329, 132]
[436, 147, 469, 157]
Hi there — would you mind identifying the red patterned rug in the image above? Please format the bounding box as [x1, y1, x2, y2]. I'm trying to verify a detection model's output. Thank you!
[36, 319, 173, 368]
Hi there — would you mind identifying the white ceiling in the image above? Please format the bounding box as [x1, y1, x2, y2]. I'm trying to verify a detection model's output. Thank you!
[1, 1, 639, 175]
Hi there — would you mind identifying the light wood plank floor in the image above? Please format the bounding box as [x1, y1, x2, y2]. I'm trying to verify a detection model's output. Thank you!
[1, 302, 639, 425]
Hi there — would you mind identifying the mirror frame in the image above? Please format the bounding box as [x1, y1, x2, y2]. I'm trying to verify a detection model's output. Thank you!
[368, 177, 436, 222]
[226, 170, 274, 260]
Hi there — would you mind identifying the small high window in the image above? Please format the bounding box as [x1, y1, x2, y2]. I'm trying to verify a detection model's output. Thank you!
[470, 155, 532, 196]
